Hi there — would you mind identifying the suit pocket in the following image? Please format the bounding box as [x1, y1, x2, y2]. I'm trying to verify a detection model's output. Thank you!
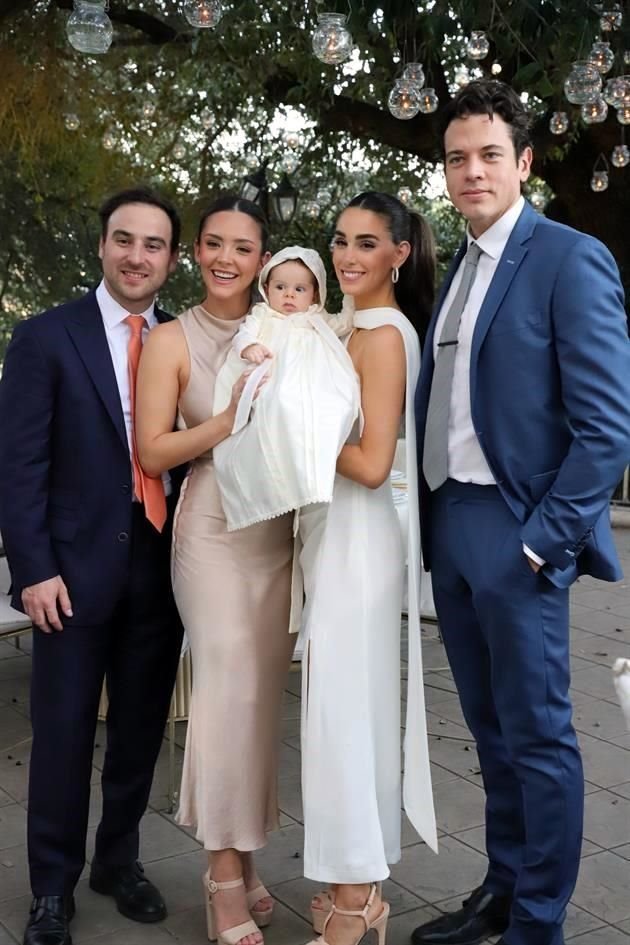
[490, 310, 544, 336]
[49, 516, 79, 542]
[528, 468, 559, 502]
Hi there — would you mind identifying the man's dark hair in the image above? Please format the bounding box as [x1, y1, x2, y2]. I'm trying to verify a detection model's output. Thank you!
[98, 186, 181, 251]
[439, 80, 533, 160]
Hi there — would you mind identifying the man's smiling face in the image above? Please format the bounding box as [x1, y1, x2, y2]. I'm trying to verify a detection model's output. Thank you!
[99, 202, 177, 313]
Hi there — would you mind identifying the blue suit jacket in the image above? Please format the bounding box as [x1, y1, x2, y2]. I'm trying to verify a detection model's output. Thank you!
[0, 290, 185, 623]
[415, 201, 630, 587]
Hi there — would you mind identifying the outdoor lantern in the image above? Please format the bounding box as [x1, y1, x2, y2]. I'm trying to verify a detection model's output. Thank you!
[581, 97, 608, 124]
[200, 107, 214, 130]
[564, 60, 602, 105]
[549, 111, 569, 134]
[529, 192, 547, 213]
[183, 0, 223, 28]
[611, 144, 630, 167]
[417, 87, 439, 114]
[66, 1, 113, 54]
[240, 163, 269, 208]
[302, 200, 321, 220]
[271, 174, 298, 225]
[402, 63, 425, 89]
[589, 41, 615, 74]
[312, 13, 353, 65]
[388, 79, 420, 119]
[590, 170, 609, 192]
[466, 31, 490, 61]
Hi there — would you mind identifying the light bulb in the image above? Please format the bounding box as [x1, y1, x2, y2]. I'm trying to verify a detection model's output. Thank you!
[312, 13, 352, 65]
[529, 192, 547, 213]
[183, 0, 222, 29]
[66, 1, 113, 54]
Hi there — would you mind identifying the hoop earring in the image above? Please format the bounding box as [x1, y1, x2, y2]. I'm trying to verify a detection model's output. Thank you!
[391, 266, 400, 284]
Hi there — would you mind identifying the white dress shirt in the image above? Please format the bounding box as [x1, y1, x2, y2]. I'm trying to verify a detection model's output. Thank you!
[432, 196, 544, 565]
[96, 280, 171, 496]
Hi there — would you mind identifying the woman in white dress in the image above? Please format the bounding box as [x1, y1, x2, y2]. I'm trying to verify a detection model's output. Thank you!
[300, 192, 439, 945]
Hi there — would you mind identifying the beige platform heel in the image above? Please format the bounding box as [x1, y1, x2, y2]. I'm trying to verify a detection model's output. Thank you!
[246, 883, 273, 928]
[203, 873, 262, 944]
[311, 882, 383, 935]
[310, 883, 389, 945]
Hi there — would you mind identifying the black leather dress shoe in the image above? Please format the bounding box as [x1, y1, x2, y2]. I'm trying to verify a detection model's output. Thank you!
[411, 886, 511, 945]
[89, 860, 166, 923]
[23, 895, 75, 945]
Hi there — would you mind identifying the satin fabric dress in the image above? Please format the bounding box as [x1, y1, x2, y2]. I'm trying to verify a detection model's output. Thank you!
[172, 305, 295, 851]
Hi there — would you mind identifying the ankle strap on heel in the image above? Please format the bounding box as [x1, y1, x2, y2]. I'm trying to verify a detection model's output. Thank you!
[206, 876, 245, 896]
[328, 883, 378, 927]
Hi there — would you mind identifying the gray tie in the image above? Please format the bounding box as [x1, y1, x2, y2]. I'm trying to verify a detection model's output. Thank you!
[422, 242, 483, 492]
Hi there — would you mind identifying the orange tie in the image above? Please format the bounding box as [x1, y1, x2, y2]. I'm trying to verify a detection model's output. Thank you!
[124, 315, 167, 533]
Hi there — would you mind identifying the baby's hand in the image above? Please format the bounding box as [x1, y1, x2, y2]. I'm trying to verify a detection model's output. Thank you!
[241, 343, 273, 364]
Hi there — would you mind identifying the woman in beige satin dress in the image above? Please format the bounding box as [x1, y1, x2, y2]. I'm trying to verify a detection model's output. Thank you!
[135, 196, 294, 945]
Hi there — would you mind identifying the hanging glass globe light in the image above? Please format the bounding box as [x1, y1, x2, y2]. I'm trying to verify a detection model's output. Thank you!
[280, 153, 300, 174]
[173, 142, 186, 160]
[590, 170, 609, 192]
[589, 41, 615, 74]
[418, 87, 439, 114]
[611, 144, 630, 167]
[581, 97, 609, 124]
[66, 1, 113, 54]
[243, 153, 259, 172]
[600, 4, 623, 31]
[491, 61, 502, 75]
[604, 77, 624, 106]
[388, 79, 421, 119]
[64, 113, 80, 131]
[302, 200, 321, 220]
[183, 0, 222, 28]
[141, 100, 156, 119]
[102, 129, 116, 150]
[529, 192, 547, 213]
[200, 107, 214, 130]
[616, 76, 630, 106]
[402, 62, 425, 88]
[316, 187, 332, 206]
[283, 130, 301, 149]
[617, 105, 630, 125]
[397, 187, 413, 205]
[312, 13, 353, 65]
[454, 66, 470, 88]
[564, 61, 602, 105]
[549, 111, 569, 134]
[466, 31, 490, 61]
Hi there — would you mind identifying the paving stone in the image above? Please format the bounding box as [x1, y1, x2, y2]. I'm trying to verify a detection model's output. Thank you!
[433, 778, 485, 835]
[576, 732, 630, 788]
[390, 835, 486, 903]
[568, 926, 630, 943]
[573, 697, 630, 740]
[572, 850, 630, 923]
[0, 805, 26, 852]
[0, 844, 31, 903]
[583, 789, 630, 848]
[572, 664, 624, 703]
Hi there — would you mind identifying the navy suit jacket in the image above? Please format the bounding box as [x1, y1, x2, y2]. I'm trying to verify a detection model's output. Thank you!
[0, 290, 185, 623]
[415, 201, 630, 588]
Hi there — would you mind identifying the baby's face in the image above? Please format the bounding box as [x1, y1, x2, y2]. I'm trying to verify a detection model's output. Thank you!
[266, 260, 317, 314]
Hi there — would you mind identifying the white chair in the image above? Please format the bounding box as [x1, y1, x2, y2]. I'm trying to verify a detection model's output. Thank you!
[0, 554, 32, 647]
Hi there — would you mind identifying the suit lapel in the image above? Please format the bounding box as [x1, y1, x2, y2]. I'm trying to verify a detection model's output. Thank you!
[469, 203, 537, 398]
[65, 291, 128, 451]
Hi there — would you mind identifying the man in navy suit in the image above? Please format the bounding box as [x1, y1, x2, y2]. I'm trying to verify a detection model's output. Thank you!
[0, 187, 185, 945]
[413, 82, 630, 945]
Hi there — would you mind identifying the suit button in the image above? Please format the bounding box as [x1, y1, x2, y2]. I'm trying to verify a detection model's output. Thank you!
[121, 484, 130, 495]
[117, 531, 129, 543]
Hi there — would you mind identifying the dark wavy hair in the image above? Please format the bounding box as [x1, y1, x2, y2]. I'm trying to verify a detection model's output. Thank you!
[195, 195, 270, 252]
[343, 191, 436, 340]
[438, 79, 532, 160]
[99, 186, 181, 251]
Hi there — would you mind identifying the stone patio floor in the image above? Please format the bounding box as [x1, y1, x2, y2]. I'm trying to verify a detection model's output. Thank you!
[1, 529, 630, 945]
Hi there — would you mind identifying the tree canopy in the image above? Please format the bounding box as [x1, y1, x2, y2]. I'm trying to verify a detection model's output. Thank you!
[1, 0, 628, 343]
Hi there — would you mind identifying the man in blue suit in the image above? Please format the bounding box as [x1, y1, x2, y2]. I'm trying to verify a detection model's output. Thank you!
[0, 188, 185, 945]
[413, 81, 630, 945]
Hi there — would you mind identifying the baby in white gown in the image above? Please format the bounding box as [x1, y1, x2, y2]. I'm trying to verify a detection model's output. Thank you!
[212, 246, 360, 532]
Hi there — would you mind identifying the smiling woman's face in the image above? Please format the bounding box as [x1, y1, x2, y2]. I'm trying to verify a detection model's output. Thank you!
[194, 210, 266, 315]
[331, 207, 409, 309]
